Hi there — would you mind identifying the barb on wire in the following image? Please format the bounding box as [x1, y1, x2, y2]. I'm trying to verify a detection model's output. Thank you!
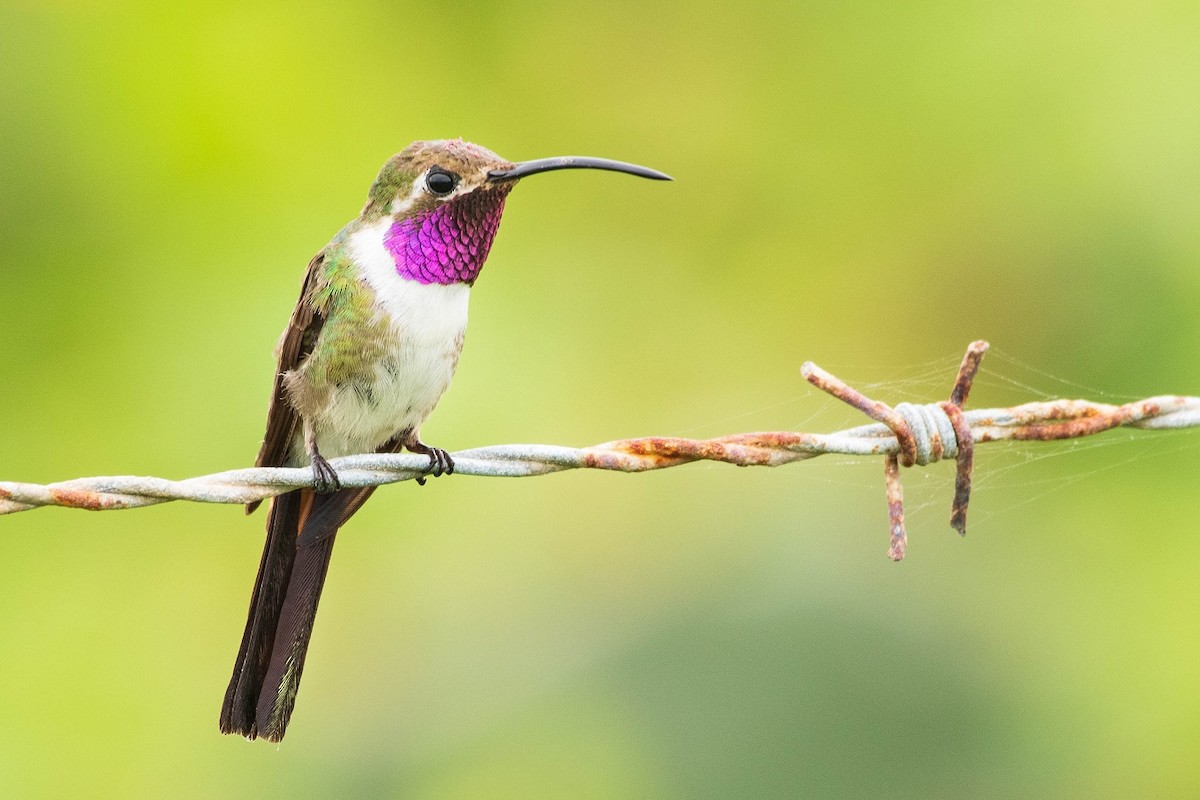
[2, 341, 1198, 560]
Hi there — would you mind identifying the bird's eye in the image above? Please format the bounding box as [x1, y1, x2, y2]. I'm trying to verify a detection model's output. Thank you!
[426, 168, 459, 196]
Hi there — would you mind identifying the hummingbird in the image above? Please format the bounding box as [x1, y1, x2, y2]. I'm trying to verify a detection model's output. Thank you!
[219, 138, 670, 742]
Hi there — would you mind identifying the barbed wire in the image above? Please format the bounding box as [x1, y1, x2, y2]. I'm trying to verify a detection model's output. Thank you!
[2, 341, 1197, 559]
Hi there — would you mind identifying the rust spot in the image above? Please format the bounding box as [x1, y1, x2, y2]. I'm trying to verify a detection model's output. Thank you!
[939, 401, 974, 536]
[48, 488, 121, 511]
[1009, 410, 1129, 441]
[884, 455, 906, 561]
[586, 435, 788, 471]
[580, 451, 627, 470]
[613, 437, 726, 461]
[718, 432, 809, 449]
[580, 448, 685, 471]
[949, 341, 989, 407]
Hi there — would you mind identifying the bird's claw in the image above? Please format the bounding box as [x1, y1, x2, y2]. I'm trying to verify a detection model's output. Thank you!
[311, 454, 341, 494]
[413, 447, 454, 487]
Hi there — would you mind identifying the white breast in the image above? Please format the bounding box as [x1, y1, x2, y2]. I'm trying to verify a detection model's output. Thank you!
[312, 220, 470, 458]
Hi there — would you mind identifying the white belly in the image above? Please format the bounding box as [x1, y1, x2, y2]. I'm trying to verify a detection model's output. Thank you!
[310, 221, 471, 459]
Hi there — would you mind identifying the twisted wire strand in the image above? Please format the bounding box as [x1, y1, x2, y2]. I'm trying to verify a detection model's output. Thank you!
[3, 395, 1197, 517]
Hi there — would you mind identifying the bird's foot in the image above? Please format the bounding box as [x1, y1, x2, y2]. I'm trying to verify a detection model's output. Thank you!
[406, 443, 455, 486]
[311, 453, 341, 494]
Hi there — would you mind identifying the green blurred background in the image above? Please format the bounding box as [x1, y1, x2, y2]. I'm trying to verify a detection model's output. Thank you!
[2, 1, 1198, 797]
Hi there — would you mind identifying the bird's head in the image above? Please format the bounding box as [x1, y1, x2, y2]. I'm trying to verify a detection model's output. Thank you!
[363, 138, 670, 285]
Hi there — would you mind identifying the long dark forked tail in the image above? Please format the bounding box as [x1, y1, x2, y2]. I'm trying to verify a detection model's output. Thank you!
[220, 486, 375, 742]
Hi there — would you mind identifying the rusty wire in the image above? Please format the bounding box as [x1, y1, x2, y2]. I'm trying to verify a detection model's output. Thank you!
[2, 341, 1197, 560]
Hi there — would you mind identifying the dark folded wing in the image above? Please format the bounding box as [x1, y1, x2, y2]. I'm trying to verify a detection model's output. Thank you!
[246, 250, 327, 514]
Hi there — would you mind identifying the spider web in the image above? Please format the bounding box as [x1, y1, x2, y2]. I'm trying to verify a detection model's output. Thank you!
[664, 344, 1198, 534]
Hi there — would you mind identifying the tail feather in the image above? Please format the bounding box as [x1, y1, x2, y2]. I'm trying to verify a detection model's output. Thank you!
[254, 528, 336, 739]
[220, 489, 303, 737]
[220, 485, 378, 742]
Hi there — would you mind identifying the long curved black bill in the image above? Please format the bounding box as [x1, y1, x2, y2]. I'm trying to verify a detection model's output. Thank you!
[488, 156, 672, 182]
